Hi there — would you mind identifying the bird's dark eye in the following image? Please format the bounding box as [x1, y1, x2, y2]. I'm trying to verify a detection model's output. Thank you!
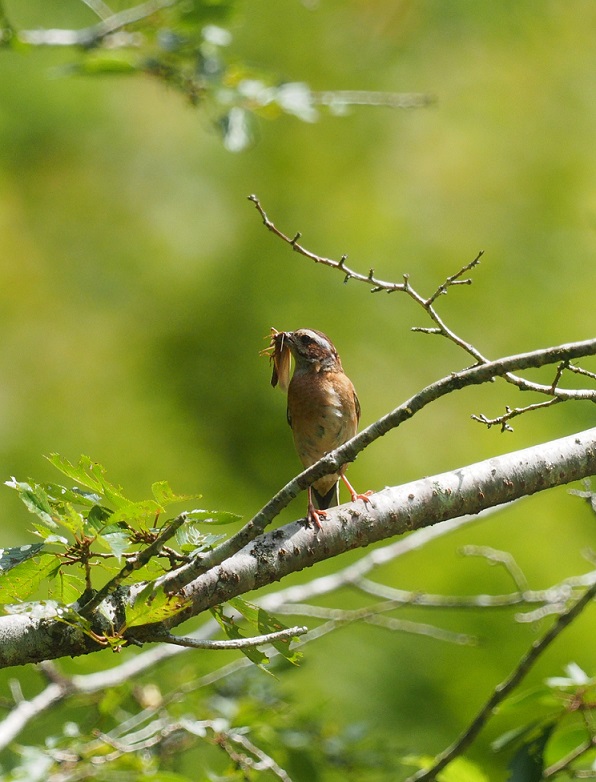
[300, 334, 312, 345]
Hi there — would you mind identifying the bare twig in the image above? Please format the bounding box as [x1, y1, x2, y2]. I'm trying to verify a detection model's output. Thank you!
[81, 0, 113, 20]
[218, 731, 295, 782]
[18, 0, 175, 47]
[154, 626, 307, 650]
[544, 733, 596, 777]
[406, 579, 596, 781]
[472, 398, 563, 432]
[459, 546, 529, 592]
[312, 89, 435, 109]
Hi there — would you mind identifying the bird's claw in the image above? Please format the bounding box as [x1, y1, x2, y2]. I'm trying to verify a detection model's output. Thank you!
[306, 503, 327, 530]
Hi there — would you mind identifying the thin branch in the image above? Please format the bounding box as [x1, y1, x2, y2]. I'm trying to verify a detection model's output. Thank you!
[459, 545, 529, 591]
[544, 734, 596, 777]
[405, 579, 596, 781]
[153, 626, 307, 650]
[567, 364, 596, 382]
[225, 731, 295, 782]
[425, 251, 484, 305]
[267, 601, 475, 645]
[311, 89, 435, 109]
[472, 398, 563, 432]
[18, 0, 176, 47]
[79, 512, 188, 617]
[81, 0, 113, 20]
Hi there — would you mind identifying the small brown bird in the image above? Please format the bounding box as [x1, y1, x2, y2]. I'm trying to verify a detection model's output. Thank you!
[264, 328, 370, 528]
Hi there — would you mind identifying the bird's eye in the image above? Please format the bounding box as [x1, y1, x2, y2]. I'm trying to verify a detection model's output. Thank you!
[300, 334, 312, 345]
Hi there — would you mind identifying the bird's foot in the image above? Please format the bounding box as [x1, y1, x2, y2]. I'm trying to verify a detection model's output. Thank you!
[306, 502, 327, 530]
[350, 490, 373, 504]
[341, 474, 373, 506]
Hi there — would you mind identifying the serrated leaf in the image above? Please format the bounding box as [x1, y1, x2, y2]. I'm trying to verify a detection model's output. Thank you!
[46, 455, 128, 508]
[86, 504, 114, 532]
[48, 570, 86, 604]
[41, 482, 98, 508]
[187, 508, 241, 524]
[5, 478, 58, 528]
[126, 585, 190, 627]
[109, 499, 162, 527]
[151, 480, 201, 508]
[0, 553, 59, 605]
[229, 597, 302, 665]
[0, 543, 45, 574]
[174, 522, 226, 551]
[46, 454, 102, 492]
[211, 604, 270, 670]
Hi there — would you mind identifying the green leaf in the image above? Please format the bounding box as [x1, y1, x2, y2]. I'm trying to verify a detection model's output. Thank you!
[46, 454, 127, 508]
[0, 543, 45, 574]
[5, 478, 58, 528]
[0, 556, 61, 606]
[175, 524, 226, 552]
[507, 722, 555, 782]
[151, 480, 201, 508]
[100, 532, 132, 561]
[229, 597, 302, 665]
[211, 604, 270, 670]
[126, 584, 190, 627]
[109, 499, 162, 527]
[186, 508, 241, 524]
[41, 482, 99, 508]
[47, 570, 86, 604]
[86, 504, 114, 531]
[498, 684, 561, 715]
[72, 51, 139, 75]
[438, 757, 490, 782]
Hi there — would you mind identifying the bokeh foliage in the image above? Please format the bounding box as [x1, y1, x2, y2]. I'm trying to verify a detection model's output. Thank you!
[1, 1, 596, 779]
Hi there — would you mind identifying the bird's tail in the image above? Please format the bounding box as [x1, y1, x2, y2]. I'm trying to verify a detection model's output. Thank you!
[312, 482, 339, 510]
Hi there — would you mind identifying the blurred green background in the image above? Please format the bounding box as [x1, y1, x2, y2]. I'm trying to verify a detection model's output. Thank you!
[1, 0, 596, 778]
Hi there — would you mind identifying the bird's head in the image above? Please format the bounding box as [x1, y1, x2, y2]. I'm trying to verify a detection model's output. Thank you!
[262, 328, 342, 391]
[284, 329, 341, 373]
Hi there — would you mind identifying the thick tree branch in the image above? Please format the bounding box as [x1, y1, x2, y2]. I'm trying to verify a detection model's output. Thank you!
[2, 427, 596, 667]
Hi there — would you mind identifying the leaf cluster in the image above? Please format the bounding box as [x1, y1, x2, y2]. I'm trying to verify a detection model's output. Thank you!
[2, 454, 238, 640]
[491, 663, 596, 780]
[0, 1, 346, 152]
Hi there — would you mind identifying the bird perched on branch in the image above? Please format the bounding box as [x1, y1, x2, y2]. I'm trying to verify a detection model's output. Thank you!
[262, 328, 371, 528]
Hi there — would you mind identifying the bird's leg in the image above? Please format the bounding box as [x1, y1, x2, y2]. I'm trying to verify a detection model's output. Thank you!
[306, 486, 327, 529]
[340, 471, 373, 505]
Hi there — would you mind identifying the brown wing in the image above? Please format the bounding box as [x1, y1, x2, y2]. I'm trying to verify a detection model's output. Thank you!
[354, 389, 361, 425]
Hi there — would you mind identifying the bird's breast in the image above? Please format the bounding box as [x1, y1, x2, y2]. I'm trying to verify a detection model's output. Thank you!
[287, 371, 358, 468]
